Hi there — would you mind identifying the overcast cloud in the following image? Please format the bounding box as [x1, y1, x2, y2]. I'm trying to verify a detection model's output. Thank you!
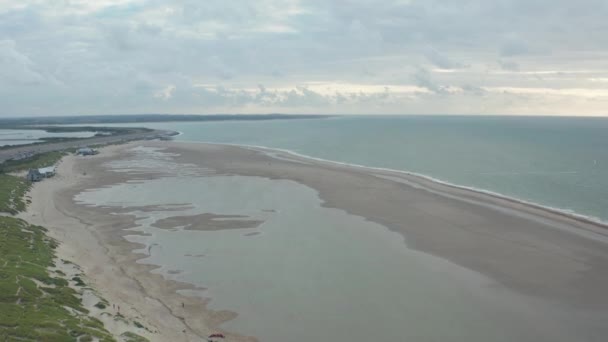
[1, 0, 607, 116]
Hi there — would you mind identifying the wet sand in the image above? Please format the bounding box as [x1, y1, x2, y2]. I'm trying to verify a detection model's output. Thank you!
[152, 213, 264, 231]
[163, 142, 608, 310]
[21, 141, 608, 341]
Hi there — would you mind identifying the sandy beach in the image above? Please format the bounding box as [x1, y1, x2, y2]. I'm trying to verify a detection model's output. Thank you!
[20, 144, 253, 342]
[20, 140, 608, 341]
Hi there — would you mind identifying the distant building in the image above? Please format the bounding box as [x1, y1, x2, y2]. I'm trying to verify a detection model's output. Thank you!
[76, 147, 97, 156]
[26, 169, 43, 182]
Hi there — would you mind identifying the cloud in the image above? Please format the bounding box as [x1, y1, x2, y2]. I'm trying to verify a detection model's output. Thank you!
[154, 84, 176, 100]
[0, 40, 46, 85]
[461, 84, 487, 96]
[424, 48, 464, 69]
[500, 40, 530, 57]
[412, 68, 448, 95]
[498, 60, 520, 71]
[1, 0, 608, 116]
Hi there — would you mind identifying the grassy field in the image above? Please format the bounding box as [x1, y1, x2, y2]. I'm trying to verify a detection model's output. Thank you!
[0, 216, 115, 341]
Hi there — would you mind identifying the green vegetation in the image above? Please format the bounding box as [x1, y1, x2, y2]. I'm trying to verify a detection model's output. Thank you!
[72, 276, 86, 287]
[93, 298, 109, 310]
[0, 152, 114, 339]
[114, 312, 128, 325]
[0, 151, 66, 174]
[0, 216, 115, 341]
[94, 301, 107, 309]
[0, 150, 64, 215]
[120, 331, 150, 342]
[0, 174, 30, 214]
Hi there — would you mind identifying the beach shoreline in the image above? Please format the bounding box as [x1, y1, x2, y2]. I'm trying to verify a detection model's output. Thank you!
[182, 140, 608, 232]
[163, 141, 608, 308]
[19, 140, 608, 341]
[19, 143, 255, 342]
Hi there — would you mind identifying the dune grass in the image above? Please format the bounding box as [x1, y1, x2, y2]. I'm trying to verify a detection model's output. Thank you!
[121, 331, 150, 342]
[0, 216, 115, 341]
[0, 174, 30, 215]
[0, 153, 103, 339]
[0, 150, 66, 215]
[0, 149, 149, 342]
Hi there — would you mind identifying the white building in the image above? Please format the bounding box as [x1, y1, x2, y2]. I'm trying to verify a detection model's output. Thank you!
[38, 166, 56, 178]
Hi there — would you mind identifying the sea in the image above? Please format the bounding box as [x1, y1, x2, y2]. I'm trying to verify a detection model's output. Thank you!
[99, 115, 608, 224]
[71, 115, 608, 341]
[74, 145, 588, 342]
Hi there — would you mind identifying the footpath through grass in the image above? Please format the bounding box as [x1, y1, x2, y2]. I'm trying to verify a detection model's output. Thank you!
[0, 216, 115, 341]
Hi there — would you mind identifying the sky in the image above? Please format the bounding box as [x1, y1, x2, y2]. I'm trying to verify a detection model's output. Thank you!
[1, 0, 608, 117]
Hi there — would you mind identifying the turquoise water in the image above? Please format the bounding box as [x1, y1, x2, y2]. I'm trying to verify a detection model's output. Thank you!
[75, 147, 575, 342]
[117, 116, 608, 223]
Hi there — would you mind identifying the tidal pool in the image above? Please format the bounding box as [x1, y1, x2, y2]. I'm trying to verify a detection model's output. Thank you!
[74, 147, 572, 342]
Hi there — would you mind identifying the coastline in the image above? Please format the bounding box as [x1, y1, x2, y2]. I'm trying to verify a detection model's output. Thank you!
[19, 143, 255, 342]
[18, 140, 608, 341]
[181, 140, 608, 230]
[163, 141, 608, 308]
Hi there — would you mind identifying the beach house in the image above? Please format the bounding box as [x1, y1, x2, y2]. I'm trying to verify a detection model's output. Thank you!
[25, 166, 56, 182]
[38, 166, 56, 178]
[26, 169, 43, 182]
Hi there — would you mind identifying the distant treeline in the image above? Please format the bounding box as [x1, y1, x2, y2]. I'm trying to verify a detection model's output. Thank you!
[0, 114, 332, 126]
